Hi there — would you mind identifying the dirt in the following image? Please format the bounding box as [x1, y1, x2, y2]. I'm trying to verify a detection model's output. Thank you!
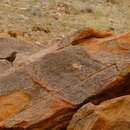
[0, 0, 130, 46]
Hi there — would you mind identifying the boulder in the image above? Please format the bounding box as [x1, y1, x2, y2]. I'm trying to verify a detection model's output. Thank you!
[67, 95, 130, 130]
[0, 30, 130, 130]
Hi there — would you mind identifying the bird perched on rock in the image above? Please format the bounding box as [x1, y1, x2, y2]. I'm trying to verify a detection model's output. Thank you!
[0, 51, 17, 65]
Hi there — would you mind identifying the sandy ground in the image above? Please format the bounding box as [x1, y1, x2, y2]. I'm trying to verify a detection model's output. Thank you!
[0, 0, 130, 46]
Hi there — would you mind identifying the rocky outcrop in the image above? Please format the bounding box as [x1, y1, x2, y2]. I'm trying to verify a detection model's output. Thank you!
[0, 29, 129, 130]
[68, 95, 130, 130]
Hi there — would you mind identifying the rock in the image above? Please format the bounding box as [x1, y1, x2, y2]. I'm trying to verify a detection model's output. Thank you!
[77, 32, 130, 73]
[0, 91, 30, 122]
[70, 28, 113, 45]
[0, 37, 43, 72]
[67, 95, 130, 130]
[0, 30, 130, 130]
[7, 30, 25, 38]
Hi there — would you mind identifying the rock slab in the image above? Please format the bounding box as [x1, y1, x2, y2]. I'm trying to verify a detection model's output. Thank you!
[0, 31, 130, 130]
[68, 95, 130, 130]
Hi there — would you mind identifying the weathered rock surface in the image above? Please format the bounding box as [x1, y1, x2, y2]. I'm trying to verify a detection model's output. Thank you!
[0, 30, 130, 130]
[68, 95, 130, 130]
[0, 37, 43, 73]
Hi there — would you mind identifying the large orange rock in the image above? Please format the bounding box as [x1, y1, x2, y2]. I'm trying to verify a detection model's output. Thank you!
[0, 30, 130, 130]
[67, 95, 130, 130]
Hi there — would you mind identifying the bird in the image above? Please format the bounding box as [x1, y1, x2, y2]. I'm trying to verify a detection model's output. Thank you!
[0, 51, 17, 65]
